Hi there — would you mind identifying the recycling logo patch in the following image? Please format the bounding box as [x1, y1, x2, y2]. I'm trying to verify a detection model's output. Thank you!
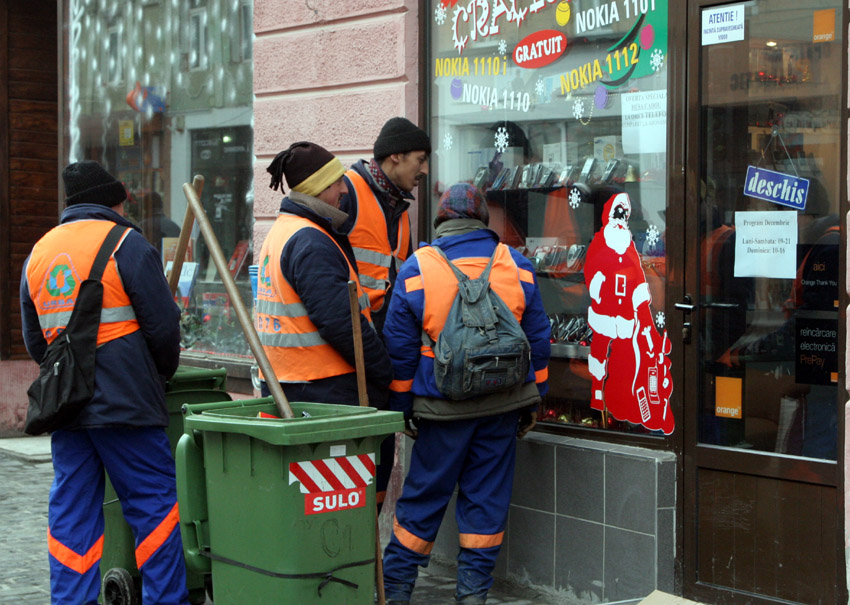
[47, 265, 75, 297]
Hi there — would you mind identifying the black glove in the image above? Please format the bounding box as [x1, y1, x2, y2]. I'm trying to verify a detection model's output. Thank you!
[517, 410, 537, 439]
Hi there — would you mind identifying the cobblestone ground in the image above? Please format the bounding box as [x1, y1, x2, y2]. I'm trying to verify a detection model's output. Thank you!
[0, 455, 52, 604]
[0, 449, 560, 605]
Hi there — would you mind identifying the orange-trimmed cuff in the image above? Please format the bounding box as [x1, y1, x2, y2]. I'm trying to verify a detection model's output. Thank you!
[535, 366, 549, 383]
[390, 378, 414, 393]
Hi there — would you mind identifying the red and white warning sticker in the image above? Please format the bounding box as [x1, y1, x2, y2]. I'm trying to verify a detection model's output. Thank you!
[289, 453, 375, 515]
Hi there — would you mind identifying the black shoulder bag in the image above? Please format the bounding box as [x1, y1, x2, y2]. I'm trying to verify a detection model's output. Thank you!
[25, 224, 127, 435]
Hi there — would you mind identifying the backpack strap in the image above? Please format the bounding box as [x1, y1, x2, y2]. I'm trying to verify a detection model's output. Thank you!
[89, 224, 128, 282]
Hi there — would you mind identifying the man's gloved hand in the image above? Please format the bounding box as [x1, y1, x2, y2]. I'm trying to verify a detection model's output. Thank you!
[404, 417, 419, 440]
[517, 410, 537, 439]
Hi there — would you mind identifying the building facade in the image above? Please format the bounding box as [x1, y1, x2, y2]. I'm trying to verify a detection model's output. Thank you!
[0, 1, 847, 602]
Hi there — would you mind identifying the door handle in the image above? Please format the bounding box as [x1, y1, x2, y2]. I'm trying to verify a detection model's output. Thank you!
[676, 295, 694, 344]
[675, 295, 694, 313]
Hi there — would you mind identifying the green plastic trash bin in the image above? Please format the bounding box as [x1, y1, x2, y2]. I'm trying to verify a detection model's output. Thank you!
[176, 397, 403, 605]
[100, 366, 231, 605]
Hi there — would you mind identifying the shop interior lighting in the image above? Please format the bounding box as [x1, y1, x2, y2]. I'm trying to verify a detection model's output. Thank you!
[765, 40, 777, 47]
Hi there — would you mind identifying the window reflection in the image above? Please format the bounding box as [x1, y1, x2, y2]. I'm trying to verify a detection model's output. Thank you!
[698, 1, 840, 460]
[65, 0, 254, 361]
[428, 0, 670, 434]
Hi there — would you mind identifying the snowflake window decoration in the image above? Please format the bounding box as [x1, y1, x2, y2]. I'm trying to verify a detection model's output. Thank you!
[572, 97, 593, 125]
[568, 187, 582, 209]
[494, 126, 510, 153]
[655, 311, 666, 329]
[572, 98, 585, 121]
[435, 5, 447, 25]
[443, 131, 453, 151]
[535, 78, 545, 96]
[646, 224, 659, 247]
[650, 48, 664, 72]
[498, 39, 507, 55]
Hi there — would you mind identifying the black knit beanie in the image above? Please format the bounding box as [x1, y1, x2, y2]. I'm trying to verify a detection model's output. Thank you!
[266, 141, 345, 197]
[62, 161, 127, 207]
[373, 117, 431, 161]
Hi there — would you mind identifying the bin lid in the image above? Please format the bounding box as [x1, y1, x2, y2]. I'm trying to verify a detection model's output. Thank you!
[182, 398, 404, 446]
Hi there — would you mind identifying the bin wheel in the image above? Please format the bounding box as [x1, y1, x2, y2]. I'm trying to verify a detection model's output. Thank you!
[102, 568, 140, 605]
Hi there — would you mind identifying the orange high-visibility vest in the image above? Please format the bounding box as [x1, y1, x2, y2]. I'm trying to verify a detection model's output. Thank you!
[256, 213, 371, 382]
[345, 169, 410, 312]
[412, 243, 531, 356]
[26, 220, 137, 346]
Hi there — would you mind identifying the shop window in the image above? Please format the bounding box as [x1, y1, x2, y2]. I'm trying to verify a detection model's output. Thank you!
[428, 0, 671, 435]
[64, 0, 254, 364]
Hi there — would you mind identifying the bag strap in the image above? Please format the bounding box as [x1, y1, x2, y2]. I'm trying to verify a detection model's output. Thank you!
[89, 224, 128, 282]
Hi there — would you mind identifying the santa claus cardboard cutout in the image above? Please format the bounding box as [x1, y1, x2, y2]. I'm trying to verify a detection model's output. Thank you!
[584, 192, 675, 434]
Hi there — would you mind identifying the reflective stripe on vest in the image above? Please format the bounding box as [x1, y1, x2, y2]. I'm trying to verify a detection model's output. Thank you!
[414, 243, 528, 346]
[256, 213, 370, 382]
[345, 170, 410, 312]
[26, 220, 138, 346]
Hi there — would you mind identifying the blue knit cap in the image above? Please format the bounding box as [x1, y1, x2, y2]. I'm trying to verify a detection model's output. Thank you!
[434, 183, 489, 228]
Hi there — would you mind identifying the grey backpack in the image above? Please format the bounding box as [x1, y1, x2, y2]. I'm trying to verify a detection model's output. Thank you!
[426, 245, 531, 400]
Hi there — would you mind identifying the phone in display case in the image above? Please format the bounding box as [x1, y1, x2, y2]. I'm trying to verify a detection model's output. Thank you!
[578, 158, 596, 183]
[511, 165, 524, 189]
[601, 159, 621, 183]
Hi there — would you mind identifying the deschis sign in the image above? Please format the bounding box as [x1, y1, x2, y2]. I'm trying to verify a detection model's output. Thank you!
[743, 165, 809, 210]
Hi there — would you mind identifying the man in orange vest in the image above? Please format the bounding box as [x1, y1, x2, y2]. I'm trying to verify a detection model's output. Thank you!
[340, 117, 431, 338]
[258, 140, 393, 407]
[20, 161, 187, 604]
[381, 184, 551, 604]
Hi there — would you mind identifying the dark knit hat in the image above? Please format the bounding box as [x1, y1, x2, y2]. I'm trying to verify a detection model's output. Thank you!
[62, 161, 127, 207]
[434, 183, 489, 228]
[373, 117, 431, 161]
[266, 141, 345, 197]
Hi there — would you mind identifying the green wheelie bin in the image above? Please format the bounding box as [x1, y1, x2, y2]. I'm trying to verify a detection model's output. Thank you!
[100, 366, 232, 605]
[176, 397, 403, 605]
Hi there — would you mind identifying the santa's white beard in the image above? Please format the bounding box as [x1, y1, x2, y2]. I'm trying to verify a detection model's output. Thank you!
[603, 221, 632, 255]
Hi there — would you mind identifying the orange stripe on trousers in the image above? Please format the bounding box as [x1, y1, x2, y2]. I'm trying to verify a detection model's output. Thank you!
[393, 516, 434, 555]
[47, 528, 103, 575]
[135, 502, 180, 569]
[459, 531, 504, 549]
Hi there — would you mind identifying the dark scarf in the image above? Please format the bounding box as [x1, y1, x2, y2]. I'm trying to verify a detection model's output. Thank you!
[368, 159, 405, 208]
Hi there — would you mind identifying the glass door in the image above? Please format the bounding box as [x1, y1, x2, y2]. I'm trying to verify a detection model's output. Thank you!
[684, 0, 844, 601]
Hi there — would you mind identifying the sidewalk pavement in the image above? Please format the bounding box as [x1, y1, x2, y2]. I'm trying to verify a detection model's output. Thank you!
[0, 436, 700, 605]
